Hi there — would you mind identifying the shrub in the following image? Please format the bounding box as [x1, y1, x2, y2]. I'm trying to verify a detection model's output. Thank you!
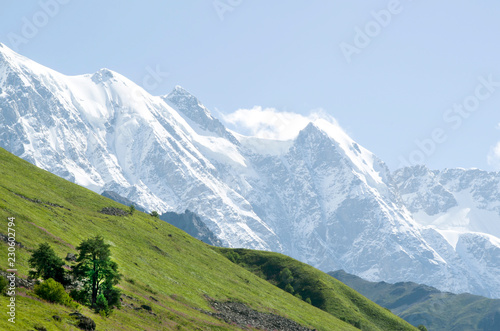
[70, 289, 89, 305]
[284, 283, 294, 293]
[0, 276, 8, 295]
[225, 251, 240, 264]
[279, 268, 293, 286]
[150, 210, 159, 218]
[95, 293, 109, 316]
[418, 325, 428, 331]
[102, 282, 121, 308]
[34, 278, 74, 307]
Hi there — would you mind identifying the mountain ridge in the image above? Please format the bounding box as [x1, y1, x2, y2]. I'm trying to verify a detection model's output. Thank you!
[330, 269, 500, 331]
[1, 44, 499, 298]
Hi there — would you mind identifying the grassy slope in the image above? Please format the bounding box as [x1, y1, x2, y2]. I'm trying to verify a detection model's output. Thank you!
[215, 248, 417, 331]
[330, 270, 500, 331]
[0, 147, 415, 330]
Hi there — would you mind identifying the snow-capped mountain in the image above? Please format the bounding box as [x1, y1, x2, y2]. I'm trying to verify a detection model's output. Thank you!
[393, 165, 500, 240]
[393, 166, 500, 298]
[1, 44, 499, 298]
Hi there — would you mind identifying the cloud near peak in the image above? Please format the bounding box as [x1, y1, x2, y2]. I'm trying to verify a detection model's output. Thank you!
[487, 141, 500, 170]
[221, 106, 339, 141]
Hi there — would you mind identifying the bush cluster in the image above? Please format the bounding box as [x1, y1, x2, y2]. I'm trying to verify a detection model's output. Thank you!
[34, 278, 75, 308]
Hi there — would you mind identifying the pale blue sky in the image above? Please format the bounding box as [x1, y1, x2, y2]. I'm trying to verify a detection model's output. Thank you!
[1, 1, 500, 171]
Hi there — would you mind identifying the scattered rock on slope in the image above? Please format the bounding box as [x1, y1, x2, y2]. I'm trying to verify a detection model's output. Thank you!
[203, 300, 314, 331]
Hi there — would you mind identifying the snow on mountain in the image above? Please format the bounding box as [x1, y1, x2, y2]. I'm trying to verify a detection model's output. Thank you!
[393, 165, 500, 241]
[1, 44, 499, 298]
[392, 165, 500, 297]
[0, 43, 278, 251]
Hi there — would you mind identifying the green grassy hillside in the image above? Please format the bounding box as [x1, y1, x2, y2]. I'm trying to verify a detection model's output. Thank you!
[330, 270, 500, 331]
[215, 248, 417, 331]
[0, 147, 416, 330]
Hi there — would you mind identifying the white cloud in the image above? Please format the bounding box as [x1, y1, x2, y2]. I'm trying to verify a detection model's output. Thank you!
[222, 106, 338, 140]
[487, 142, 500, 170]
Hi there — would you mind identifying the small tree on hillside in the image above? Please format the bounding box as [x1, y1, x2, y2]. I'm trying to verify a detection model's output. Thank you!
[279, 268, 294, 293]
[28, 243, 66, 284]
[280, 268, 294, 285]
[73, 236, 121, 310]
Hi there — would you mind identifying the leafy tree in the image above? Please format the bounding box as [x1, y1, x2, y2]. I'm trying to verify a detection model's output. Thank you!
[28, 243, 66, 284]
[101, 266, 121, 308]
[129, 205, 135, 215]
[284, 283, 294, 293]
[73, 236, 121, 310]
[279, 268, 294, 286]
[33, 278, 74, 307]
[305, 297, 312, 305]
[150, 210, 159, 218]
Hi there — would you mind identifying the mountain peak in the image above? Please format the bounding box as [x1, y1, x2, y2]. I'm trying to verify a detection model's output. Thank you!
[0, 43, 28, 61]
[164, 85, 213, 120]
[0, 43, 16, 63]
[296, 122, 331, 143]
[91, 68, 116, 84]
[164, 86, 239, 144]
[0, 42, 12, 53]
[393, 164, 432, 179]
[170, 85, 192, 96]
[303, 122, 322, 133]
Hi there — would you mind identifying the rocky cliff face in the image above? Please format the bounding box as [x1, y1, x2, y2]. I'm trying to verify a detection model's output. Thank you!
[393, 165, 500, 239]
[161, 210, 223, 247]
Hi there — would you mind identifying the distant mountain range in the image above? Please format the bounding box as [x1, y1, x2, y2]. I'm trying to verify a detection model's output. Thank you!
[0, 43, 499, 298]
[330, 270, 500, 331]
